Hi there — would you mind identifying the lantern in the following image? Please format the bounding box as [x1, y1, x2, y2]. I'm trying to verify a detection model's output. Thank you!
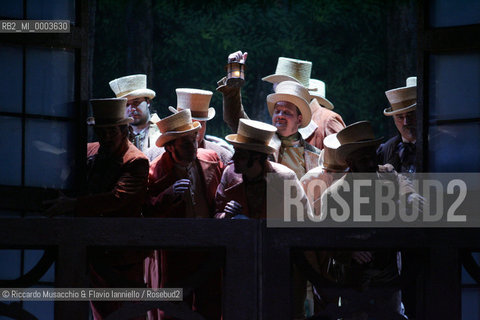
[225, 61, 245, 87]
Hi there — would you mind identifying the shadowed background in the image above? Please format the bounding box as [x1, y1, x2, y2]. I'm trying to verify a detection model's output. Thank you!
[92, 0, 416, 141]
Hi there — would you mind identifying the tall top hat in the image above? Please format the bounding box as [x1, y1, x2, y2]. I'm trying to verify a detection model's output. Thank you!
[168, 88, 215, 121]
[225, 119, 278, 154]
[155, 109, 201, 147]
[262, 57, 335, 109]
[89, 98, 132, 127]
[384, 76, 417, 116]
[336, 121, 383, 161]
[262, 57, 313, 89]
[266, 81, 312, 128]
[308, 79, 335, 110]
[109, 74, 156, 100]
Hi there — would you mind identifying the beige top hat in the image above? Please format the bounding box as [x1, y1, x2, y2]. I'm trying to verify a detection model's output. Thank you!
[226, 119, 278, 154]
[155, 109, 201, 147]
[262, 57, 335, 109]
[266, 80, 312, 128]
[168, 88, 215, 121]
[88, 98, 133, 127]
[308, 79, 335, 110]
[384, 76, 417, 116]
[262, 57, 313, 89]
[109, 74, 156, 100]
[320, 134, 348, 172]
[336, 121, 383, 161]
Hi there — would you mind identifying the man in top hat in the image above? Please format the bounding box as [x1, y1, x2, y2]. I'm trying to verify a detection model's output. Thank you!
[320, 121, 419, 319]
[109, 74, 161, 155]
[298, 134, 348, 315]
[145, 109, 223, 320]
[45, 98, 150, 320]
[217, 52, 321, 181]
[301, 133, 349, 213]
[215, 119, 311, 320]
[377, 77, 417, 173]
[262, 56, 346, 150]
[168, 88, 233, 165]
[377, 77, 419, 318]
[215, 118, 310, 219]
[220, 52, 345, 150]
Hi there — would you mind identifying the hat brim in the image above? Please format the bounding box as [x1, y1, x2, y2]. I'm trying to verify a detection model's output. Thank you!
[225, 134, 277, 154]
[118, 88, 156, 100]
[169, 106, 215, 121]
[191, 107, 216, 121]
[156, 121, 201, 147]
[262, 74, 316, 90]
[266, 93, 311, 128]
[337, 138, 383, 162]
[310, 95, 334, 110]
[383, 103, 416, 116]
[89, 117, 134, 127]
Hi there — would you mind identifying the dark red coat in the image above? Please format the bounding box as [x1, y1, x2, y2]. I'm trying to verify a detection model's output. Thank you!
[78, 141, 149, 320]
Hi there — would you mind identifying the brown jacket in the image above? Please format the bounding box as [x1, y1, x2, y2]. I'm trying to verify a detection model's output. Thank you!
[145, 148, 224, 320]
[146, 148, 224, 218]
[77, 141, 149, 218]
[215, 161, 311, 219]
[298, 98, 346, 150]
[78, 141, 149, 320]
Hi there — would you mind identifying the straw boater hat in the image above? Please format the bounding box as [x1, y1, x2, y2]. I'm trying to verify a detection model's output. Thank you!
[320, 134, 348, 172]
[336, 121, 383, 161]
[308, 79, 335, 110]
[88, 98, 133, 127]
[155, 109, 201, 147]
[168, 88, 215, 121]
[383, 76, 417, 116]
[226, 119, 278, 154]
[266, 81, 312, 128]
[109, 74, 156, 100]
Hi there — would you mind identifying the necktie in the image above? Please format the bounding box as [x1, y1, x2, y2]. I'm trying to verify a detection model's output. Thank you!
[398, 141, 416, 173]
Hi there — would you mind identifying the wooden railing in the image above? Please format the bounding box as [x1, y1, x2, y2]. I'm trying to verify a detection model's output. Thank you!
[1, 218, 479, 319]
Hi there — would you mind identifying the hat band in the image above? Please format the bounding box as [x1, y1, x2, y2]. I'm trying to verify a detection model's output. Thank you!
[390, 99, 416, 111]
[236, 134, 269, 146]
[178, 107, 209, 118]
[115, 89, 145, 97]
[163, 122, 196, 133]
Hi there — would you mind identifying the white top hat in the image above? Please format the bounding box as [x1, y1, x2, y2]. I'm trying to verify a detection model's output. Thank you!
[169, 88, 215, 121]
[109, 74, 156, 100]
[262, 57, 313, 88]
[155, 109, 201, 147]
[226, 119, 278, 154]
[308, 79, 335, 110]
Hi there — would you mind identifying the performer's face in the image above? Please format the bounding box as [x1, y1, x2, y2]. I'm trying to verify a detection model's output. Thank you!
[346, 146, 378, 173]
[197, 121, 206, 145]
[232, 148, 251, 174]
[95, 125, 127, 154]
[126, 97, 150, 126]
[168, 133, 198, 164]
[394, 110, 416, 142]
[272, 101, 303, 137]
